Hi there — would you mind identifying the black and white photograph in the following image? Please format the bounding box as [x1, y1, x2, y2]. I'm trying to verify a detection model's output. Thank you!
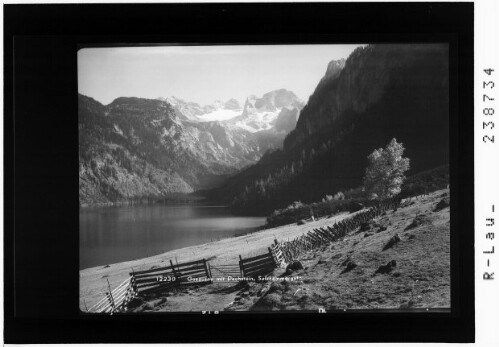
[79, 43, 451, 314]
[6, 1, 484, 343]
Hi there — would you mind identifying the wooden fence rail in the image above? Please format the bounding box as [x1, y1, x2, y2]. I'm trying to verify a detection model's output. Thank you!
[278, 197, 401, 263]
[130, 258, 212, 296]
[239, 249, 277, 279]
[87, 277, 137, 314]
[270, 240, 287, 268]
[86, 258, 212, 314]
[209, 264, 242, 278]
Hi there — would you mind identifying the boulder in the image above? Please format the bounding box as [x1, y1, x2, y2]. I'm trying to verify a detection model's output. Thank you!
[285, 260, 304, 275]
[405, 214, 432, 230]
[382, 234, 401, 251]
[340, 260, 357, 274]
[434, 198, 450, 212]
[374, 260, 397, 275]
[359, 221, 372, 232]
[126, 296, 145, 310]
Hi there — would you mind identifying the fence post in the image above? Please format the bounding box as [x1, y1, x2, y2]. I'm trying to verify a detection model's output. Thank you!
[203, 258, 211, 282]
[175, 256, 180, 273]
[170, 259, 179, 283]
[273, 238, 283, 262]
[106, 278, 116, 313]
[239, 255, 245, 277]
[130, 268, 137, 294]
[268, 247, 276, 266]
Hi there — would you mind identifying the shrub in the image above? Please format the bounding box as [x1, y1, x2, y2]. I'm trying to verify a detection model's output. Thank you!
[333, 191, 345, 200]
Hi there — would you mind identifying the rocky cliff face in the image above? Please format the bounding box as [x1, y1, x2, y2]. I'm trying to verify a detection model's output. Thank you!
[322, 58, 346, 80]
[224, 98, 241, 110]
[285, 44, 449, 152]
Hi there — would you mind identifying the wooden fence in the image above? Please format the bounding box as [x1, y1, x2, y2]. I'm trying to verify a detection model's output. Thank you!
[278, 197, 401, 262]
[86, 277, 137, 314]
[270, 240, 287, 268]
[131, 258, 211, 295]
[239, 249, 277, 279]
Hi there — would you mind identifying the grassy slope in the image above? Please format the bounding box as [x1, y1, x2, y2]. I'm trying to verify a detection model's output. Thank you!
[245, 190, 450, 311]
[120, 188, 450, 313]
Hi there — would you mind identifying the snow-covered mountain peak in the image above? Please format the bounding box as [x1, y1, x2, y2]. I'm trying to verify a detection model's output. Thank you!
[159, 89, 303, 134]
[228, 89, 304, 133]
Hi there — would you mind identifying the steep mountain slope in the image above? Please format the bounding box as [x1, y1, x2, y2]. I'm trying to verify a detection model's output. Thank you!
[79, 96, 194, 206]
[212, 44, 449, 214]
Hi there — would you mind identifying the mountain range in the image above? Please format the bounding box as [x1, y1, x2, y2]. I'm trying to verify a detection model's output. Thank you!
[159, 88, 304, 133]
[79, 89, 303, 206]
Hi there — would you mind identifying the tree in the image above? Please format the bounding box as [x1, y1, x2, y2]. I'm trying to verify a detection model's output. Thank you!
[363, 138, 410, 199]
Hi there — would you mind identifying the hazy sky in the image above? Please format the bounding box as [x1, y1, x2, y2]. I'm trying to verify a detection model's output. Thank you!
[78, 44, 363, 106]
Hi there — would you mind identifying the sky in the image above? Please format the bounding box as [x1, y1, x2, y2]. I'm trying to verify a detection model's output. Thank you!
[78, 44, 364, 106]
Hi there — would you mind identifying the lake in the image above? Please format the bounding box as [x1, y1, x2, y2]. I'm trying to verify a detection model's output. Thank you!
[79, 204, 266, 270]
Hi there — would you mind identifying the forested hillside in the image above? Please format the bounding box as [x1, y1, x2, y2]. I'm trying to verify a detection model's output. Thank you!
[210, 44, 449, 214]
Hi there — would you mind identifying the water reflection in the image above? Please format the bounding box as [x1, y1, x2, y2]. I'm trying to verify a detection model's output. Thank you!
[79, 205, 265, 269]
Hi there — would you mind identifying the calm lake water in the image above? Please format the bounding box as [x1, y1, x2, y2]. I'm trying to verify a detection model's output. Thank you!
[79, 204, 266, 270]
